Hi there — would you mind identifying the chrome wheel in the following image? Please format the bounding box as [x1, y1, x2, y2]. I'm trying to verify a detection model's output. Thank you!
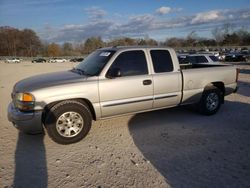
[206, 93, 219, 111]
[56, 111, 84, 138]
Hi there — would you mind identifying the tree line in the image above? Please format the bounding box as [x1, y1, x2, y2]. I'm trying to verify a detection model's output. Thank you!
[0, 25, 249, 57]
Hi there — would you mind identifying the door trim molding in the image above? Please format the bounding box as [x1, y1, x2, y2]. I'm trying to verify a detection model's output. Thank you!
[154, 94, 178, 100]
[101, 96, 153, 107]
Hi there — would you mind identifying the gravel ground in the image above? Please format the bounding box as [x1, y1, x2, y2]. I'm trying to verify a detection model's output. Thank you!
[0, 61, 249, 188]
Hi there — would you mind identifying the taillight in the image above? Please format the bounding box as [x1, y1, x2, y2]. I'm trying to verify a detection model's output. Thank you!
[236, 68, 240, 82]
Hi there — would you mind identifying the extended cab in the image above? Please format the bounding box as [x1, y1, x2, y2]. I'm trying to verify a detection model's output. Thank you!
[8, 47, 238, 144]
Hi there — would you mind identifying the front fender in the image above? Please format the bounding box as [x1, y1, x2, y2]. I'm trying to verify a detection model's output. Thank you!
[31, 80, 101, 119]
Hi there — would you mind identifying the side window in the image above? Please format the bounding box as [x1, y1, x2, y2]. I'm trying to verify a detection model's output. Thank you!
[109, 50, 148, 76]
[178, 56, 188, 64]
[209, 55, 218, 62]
[196, 56, 208, 63]
[150, 50, 173, 73]
[187, 56, 196, 64]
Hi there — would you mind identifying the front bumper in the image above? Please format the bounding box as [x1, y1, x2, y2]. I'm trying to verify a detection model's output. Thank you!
[7, 102, 43, 134]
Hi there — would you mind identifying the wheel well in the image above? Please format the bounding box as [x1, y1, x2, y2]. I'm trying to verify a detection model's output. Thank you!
[211, 82, 225, 95]
[76, 98, 96, 121]
[204, 82, 225, 103]
[42, 98, 97, 124]
[204, 82, 225, 93]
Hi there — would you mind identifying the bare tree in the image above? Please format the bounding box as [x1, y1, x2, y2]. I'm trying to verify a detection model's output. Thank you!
[62, 42, 74, 56]
[0, 26, 42, 56]
[47, 43, 61, 57]
[83, 37, 104, 54]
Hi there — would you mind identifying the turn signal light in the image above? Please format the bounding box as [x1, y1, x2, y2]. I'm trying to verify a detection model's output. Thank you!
[23, 93, 34, 102]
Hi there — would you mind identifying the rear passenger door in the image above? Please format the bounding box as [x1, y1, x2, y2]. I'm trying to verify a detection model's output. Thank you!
[150, 50, 182, 108]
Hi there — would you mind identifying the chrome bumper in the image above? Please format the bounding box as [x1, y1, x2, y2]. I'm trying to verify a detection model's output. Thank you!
[7, 102, 43, 134]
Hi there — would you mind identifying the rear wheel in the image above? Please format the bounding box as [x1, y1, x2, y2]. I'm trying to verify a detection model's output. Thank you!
[198, 87, 222, 115]
[45, 100, 92, 144]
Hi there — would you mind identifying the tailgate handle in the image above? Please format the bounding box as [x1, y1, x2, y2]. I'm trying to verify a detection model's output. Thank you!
[143, 79, 152, 85]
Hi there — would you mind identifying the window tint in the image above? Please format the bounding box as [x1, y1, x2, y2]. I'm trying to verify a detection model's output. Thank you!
[196, 56, 208, 63]
[187, 56, 196, 64]
[76, 50, 115, 76]
[150, 50, 173, 73]
[209, 55, 219, 62]
[178, 56, 188, 64]
[109, 50, 148, 77]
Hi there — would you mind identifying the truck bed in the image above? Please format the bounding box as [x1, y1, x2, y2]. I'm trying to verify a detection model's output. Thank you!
[180, 63, 228, 70]
[180, 63, 237, 105]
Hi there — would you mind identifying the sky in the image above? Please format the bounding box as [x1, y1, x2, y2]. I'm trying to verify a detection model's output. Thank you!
[0, 0, 250, 43]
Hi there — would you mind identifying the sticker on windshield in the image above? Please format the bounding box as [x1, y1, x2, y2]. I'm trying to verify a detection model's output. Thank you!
[100, 52, 111, 57]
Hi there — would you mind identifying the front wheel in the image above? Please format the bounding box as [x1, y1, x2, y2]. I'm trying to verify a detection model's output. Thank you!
[198, 87, 222, 115]
[45, 100, 92, 144]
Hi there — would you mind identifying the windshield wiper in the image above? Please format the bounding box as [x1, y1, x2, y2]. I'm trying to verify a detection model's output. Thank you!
[71, 68, 86, 75]
[71, 68, 93, 76]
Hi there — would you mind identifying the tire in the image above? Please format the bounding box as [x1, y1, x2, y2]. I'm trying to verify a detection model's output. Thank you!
[198, 87, 222, 115]
[45, 100, 92, 144]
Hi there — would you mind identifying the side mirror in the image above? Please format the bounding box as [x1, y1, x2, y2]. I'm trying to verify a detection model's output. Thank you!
[106, 68, 121, 79]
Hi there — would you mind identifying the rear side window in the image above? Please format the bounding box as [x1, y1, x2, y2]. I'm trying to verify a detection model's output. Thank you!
[187, 56, 196, 64]
[178, 55, 189, 64]
[110, 50, 148, 76]
[196, 56, 208, 63]
[209, 55, 219, 62]
[150, 50, 173, 73]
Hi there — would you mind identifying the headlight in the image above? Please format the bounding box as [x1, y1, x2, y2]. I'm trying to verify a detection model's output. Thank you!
[14, 93, 35, 111]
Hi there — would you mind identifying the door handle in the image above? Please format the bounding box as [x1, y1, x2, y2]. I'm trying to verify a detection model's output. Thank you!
[143, 79, 152, 85]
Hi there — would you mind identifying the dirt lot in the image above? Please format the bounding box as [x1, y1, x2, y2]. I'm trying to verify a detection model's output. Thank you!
[0, 61, 250, 188]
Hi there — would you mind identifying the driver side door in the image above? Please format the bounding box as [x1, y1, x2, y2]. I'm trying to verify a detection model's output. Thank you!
[98, 50, 153, 117]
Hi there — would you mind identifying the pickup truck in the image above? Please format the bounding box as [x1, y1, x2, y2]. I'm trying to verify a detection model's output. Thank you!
[178, 53, 219, 64]
[8, 46, 238, 144]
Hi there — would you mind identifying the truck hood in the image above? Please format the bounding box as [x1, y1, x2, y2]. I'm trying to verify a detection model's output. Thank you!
[14, 70, 87, 92]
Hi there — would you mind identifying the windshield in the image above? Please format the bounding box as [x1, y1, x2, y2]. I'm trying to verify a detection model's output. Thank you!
[74, 50, 116, 76]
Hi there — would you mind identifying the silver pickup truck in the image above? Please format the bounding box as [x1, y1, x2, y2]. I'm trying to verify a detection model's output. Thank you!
[8, 46, 238, 144]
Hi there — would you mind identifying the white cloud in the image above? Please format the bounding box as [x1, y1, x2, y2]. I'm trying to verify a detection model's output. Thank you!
[242, 12, 250, 19]
[40, 8, 250, 43]
[84, 6, 107, 20]
[191, 10, 223, 24]
[156, 6, 172, 15]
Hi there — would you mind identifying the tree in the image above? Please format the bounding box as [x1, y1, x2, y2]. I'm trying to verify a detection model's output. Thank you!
[236, 28, 250, 45]
[20, 29, 42, 56]
[212, 23, 235, 45]
[0, 27, 20, 56]
[107, 37, 137, 46]
[146, 38, 158, 46]
[165, 37, 185, 48]
[212, 27, 224, 44]
[222, 33, 240, 46]
[83, 37, 104, 54]
[62, 42, 74, 56]
[185, 31, 198, 47]
[0, 26, 42, 56]
[197, 39, 217, 47]
[47, 43, 61, 57]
